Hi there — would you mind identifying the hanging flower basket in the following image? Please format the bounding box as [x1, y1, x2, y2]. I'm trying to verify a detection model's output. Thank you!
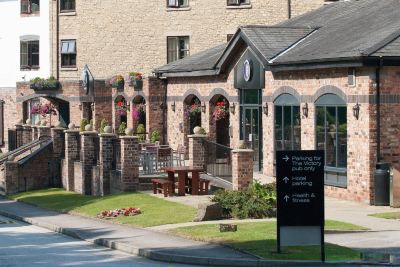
[184, 100, 201, 118]
[115, 100, 127, 116]
[131, 103, 145, 121]
[110, 75, 125, 89]
[213, 101, 229, 121]
[30, 76, 60, 90]
[129, 72, 143, 90]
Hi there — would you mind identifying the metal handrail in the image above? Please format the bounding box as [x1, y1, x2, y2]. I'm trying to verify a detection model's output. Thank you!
[0, 136, 52, 165]
[202, 139, 232, 151]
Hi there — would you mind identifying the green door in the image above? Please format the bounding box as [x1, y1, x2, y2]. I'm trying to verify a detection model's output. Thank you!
[242, 107, 261, 171]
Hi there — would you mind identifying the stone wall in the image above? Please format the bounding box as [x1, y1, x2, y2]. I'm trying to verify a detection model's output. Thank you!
[50, 0, 324, 79]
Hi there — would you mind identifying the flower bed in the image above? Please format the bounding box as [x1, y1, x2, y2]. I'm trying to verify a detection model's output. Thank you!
[98, 207, 141, 219]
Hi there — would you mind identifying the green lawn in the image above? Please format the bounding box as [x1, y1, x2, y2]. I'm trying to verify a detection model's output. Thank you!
[10, 188, 197, 227]
[368, 212, 400, 220]
[168, 221, 363, 261]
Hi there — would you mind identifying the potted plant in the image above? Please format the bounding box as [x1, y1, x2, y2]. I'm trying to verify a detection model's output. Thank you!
[212, 100, 229, 121]
[110, 75, 124, 89]
[137, 124, 146, 142]
[118, 122, 127, 136]
[129, 72, 143, 90]
[30, 76, 60, 90]
[151, 130, 160, 144]
[115, 100, 127, 116]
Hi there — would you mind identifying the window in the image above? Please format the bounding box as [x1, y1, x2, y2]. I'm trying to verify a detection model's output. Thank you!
[167, 36, 189, 63]
[167, 0, 188, 8]
[274, 94, 301, 151]
[227, 0, 250, 6]
[21, 0, 40, 14]
[20, 40, 39, 70]
[348, 68, 356, 86]
[61, 40, 77, 68]
[60, 0, 75, 12]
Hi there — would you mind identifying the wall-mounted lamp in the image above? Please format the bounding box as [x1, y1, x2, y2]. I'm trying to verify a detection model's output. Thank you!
[353, 103, 360, 120]
[302, 103, 309, 118]
[229, 103, 236, 114]
[201, 103, 206, 113]
[171, 101, 176, 112]
[78, 103, 82, 110]
[263, 103, 268, 116]
[126, 102, 130, 111]
[91, 102, 95, 111]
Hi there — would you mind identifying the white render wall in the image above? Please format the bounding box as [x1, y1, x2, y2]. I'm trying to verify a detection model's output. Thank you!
[0, 0, 50, 88]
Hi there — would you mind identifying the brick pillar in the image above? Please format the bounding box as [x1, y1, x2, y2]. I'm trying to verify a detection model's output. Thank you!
[77, 131, 96, 195]
[31, 126, 37, 140]
[51, 127, 65, 158]
[15, 124, 23, 148]
[188, 134, 207, 169]
[96, 133, 116, 196]
[38, 126, 51, 138]
[64, 130, 79, 191]
[22, 125, 33, 144]
[120, 136, 139, 191]
[4, 161, 18, 195]
[232, 149, 254, 191]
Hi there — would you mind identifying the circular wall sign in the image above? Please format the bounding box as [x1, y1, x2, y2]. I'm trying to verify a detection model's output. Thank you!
[243, 59, 252, 82]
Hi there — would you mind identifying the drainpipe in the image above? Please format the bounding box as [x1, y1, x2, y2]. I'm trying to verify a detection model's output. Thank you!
[55, 0, 60, 80]
[376, 57, 383, 162]
[162, 78, 168, 145]
[288, 0, 292, 19]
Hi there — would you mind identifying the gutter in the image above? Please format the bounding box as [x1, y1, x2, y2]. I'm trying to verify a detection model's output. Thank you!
[288, 0, 291, 19]
[55, 0, 60, 80]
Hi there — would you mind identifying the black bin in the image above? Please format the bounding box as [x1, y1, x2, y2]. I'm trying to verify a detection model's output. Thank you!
[374, 162, 391, 206]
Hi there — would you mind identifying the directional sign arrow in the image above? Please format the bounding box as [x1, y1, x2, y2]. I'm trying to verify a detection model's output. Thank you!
[283, 155, 289, 162]
[284, 195, 290, 202]
[283, 177, 289, 184]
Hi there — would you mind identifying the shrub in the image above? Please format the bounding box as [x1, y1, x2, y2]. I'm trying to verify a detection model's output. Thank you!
[98, 119, 108, 133]
[80, 118, 89, 132]
[150, 130, 160, 143]
[137, 124, 146, 142]
[212, 181, 276, 219]
[198, 127, 206, 135]
[30, 76, 60, 90]
[118, 122, 127, 135]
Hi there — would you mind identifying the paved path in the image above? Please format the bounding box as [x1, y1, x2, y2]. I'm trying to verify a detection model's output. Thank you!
[0, 198, 256, 266]
[0, 215, 192, 267]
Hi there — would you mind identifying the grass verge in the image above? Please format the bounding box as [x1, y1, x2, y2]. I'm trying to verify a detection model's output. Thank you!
[10, 188, 197, 227]
[168, 221, 363, 261]
[368, 212, 400, 220]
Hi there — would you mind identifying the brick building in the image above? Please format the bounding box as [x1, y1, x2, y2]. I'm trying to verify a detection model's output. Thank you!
[4, 0, 326, 152]
[155, 0, 400, 204]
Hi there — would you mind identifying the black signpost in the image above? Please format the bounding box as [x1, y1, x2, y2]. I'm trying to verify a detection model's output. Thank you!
[276, 150, 325, 261]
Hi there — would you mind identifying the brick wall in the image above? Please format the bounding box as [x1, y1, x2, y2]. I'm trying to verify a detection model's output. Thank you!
[232, 149, 254, 190]
[50, 0, 324, 80]
[188, 134, 207, 169]
[0, 87, 18, 152]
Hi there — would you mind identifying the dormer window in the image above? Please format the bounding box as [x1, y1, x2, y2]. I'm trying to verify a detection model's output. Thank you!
[21, 0, 40, 14]
[227, 0, 250, 6]
[167, 0, 189, 8]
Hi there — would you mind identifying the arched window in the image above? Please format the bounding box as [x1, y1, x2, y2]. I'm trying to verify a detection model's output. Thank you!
[315, 93, 347, 169]
[274, 94, 301, 151]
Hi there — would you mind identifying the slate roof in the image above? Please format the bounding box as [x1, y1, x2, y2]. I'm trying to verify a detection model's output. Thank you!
[155, 0, 400, 76]
[154, 44, 227, 75]
[273, 0, 400, 64]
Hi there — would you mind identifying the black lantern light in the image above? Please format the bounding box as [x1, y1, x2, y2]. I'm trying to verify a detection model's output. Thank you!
[353, 103, 360, 120]
[171, 101, 176, 112]
[263, 102, 268, 116]
[229, 103, 236, 114]
[302, 103, 309, 117]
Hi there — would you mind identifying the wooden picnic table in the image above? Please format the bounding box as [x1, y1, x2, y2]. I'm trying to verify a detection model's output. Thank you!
[161, 166, 203, 196]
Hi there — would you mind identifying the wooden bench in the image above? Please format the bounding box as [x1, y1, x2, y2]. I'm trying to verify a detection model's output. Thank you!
[152, 179, 173, 197]
[185, 177, 210, 195]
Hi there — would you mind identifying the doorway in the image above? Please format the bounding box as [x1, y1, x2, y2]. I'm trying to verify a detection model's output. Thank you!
[240, 89, 262, 172]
